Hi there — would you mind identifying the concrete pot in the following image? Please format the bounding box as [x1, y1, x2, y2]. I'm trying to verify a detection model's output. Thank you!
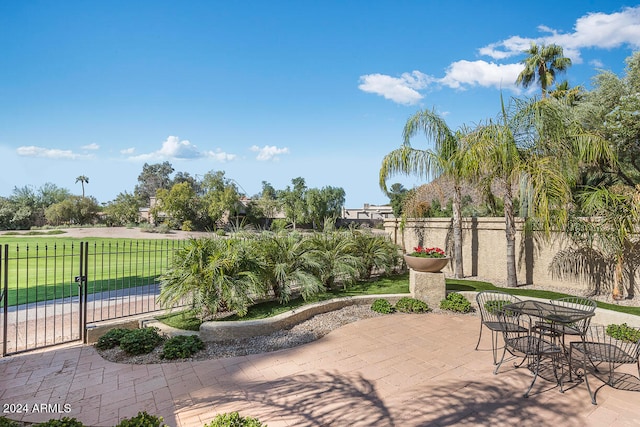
[404, 255, 449, 273]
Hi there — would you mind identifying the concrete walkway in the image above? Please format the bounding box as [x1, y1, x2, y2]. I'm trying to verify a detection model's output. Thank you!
[2, 313, 640, 426]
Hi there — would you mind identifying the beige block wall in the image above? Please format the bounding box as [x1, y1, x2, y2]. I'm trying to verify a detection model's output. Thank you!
[384, 217, 634, 294]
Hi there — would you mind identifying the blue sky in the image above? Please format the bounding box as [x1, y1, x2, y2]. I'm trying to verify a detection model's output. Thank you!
[1, 1, 639, 208]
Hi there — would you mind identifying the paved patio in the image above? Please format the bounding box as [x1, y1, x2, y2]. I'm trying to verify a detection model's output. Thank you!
[2, 312, 640, 426]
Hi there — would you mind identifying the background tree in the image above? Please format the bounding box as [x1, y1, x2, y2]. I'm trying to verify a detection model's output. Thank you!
[103, 191, 143, 226]
[380, 108, 472, 279]
[154, 181, 201, 230]
[516, 43, 572, 98]
[201, 170, 241, 228]
[134, 161, 175, 204]
[278, 177, 307, 230]
[45, 195, 100, 225]
[306, 186, 345, 229]
[75, 175, 89, 197]
[386, 183, 410, 217]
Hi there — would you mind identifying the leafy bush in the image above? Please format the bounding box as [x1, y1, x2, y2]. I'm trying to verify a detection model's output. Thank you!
[440, 292, 472, 313]
[34, 418, 84, 427]
[119, 327, 164, 355]
[115, 411, 165, 427]
[606, 323, 640, 343]
[95, 328, 131, 350]
[371, 298, 395, 314]
[483, 299, 513, 315]
[0, 417, 21, 427]
[395, 297, 429, 313]
[204, 412, 266, 427]
[161, 335, 205, 360]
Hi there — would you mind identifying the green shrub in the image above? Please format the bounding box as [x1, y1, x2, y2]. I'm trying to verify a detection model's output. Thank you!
[204, 412, 266, 427]
[95, 328, 131, 350]
[440, 292, 472, 313]
[161, 335, 205, 360]
[34, 418, 84, 427]
[483, 299, 512, 315]
[0, 416, 21, 427]
[395, 297, 429, 313]
[115, 411, 165, 427]
[606, 323, 640, 343]
[119, 327, 164, 355]
[371, 298, 395, 314]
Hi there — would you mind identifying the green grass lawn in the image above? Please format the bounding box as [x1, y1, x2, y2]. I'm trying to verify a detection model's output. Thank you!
[158, 274, 640, 331]
[0, 235, 184, 306]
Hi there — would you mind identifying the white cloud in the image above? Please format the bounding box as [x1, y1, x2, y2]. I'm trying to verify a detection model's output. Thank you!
[250, 145, 290, 161]
[479, 6, 640, 62]
[358, 71, 433, 105]
[439, 60, 523, 91]
[127, 136, 236, 162]
[82, 143, 100, 150]
[16, 146, 93, 160]
[120, 147, 135, 155]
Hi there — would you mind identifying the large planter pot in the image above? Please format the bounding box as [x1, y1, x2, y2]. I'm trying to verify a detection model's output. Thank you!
[404, 255, 450, 273]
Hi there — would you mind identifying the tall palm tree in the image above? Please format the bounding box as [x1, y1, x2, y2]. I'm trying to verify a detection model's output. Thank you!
[75, 175, 89, 198]
[379, 108, 471, 279]
[516, 43, 572, 98]
[465, 95, 614, 287]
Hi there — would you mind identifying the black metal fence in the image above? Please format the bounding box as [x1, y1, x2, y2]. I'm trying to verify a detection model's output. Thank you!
[1, 239, 185, 356]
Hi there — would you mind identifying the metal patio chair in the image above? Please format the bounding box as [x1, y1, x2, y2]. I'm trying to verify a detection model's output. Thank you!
[535, 296, 597, 349]
[495, 308, 565, 397]
[475, 290, 525, 364]
[569, 324, 640, 404]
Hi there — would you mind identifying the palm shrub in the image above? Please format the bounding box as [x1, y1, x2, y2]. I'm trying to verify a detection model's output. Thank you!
[349, 229, 400, 279]
[158, 237, 262, 318]
[253, 231, 323, 303]
[307, 227, 362, 289]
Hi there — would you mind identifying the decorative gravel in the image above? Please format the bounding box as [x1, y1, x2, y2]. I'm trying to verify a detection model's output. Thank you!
[97, 305, 386, 364]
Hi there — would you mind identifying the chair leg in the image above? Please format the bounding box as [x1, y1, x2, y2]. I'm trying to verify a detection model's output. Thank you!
[475, 323, 484, 351]
[491, 330, 499, 365]
[493, 345, 508, 375]
[524, 354, 541, 398]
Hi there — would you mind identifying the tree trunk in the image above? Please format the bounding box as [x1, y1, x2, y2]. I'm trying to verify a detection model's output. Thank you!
[613, 254, 624, 299]
[504, 184, 518, 287]
[452, 184, 464, 278]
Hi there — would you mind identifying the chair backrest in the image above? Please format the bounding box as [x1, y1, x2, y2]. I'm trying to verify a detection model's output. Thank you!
[551, 296, 597, 334]
[582, 324, 640, 364]
[552, 296, 597, 312]
[476, 290, 522, 324]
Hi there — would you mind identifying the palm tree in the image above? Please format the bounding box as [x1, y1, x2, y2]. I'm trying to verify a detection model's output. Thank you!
[158, 237, 262, 318]
[75, 175, 89, 198]
[465, 95, 614, 287]
[255, 231, 324, 303]
[516, 43, 572, 98]
[379, 108, 472, 279]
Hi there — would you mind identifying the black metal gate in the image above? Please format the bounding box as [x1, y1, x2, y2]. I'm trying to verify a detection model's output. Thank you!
[1, 239, 183, 357]
[1, 242, 88, 356]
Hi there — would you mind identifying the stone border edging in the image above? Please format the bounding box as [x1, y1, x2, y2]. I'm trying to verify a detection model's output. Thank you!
[199, 294, 407, 342]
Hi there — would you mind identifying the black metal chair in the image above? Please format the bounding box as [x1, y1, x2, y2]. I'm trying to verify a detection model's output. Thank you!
[495, 308, 565, 397]
[569, 324, 640, 404]
[475, 290, 525, 364]
[535, 296, 597, 351]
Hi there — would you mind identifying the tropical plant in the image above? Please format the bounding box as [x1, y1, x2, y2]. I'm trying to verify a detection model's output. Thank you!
[349, 229, 399, 279]
[75, 175, 89, 198]
[380, 108, 473, 279]
[119, 327, 164, 355]
[516, 42, 572, 98]
[395, 297, 429, 313]
[307, 227, 361, 289]
[463, 94, 613, 287]
[158, 237, 262, 318]
[204, 412, 265, 427]
[440, 292, 472, 313]
[254, 231, 324, 303]
[371, 298, 395, 314]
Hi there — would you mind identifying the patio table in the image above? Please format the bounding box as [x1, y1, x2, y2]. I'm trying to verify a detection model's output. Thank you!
[501, 299, 596, 395]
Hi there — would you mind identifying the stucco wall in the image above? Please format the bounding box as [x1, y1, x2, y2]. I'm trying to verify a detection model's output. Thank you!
[384, 217, 636, 295]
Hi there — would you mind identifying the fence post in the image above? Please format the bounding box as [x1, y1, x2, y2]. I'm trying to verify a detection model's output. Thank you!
[77, 242, 89, 343]
[2, 244, 7, 357]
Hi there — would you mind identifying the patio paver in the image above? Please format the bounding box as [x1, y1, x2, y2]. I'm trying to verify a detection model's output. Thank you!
[2, 312, 640, 426]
